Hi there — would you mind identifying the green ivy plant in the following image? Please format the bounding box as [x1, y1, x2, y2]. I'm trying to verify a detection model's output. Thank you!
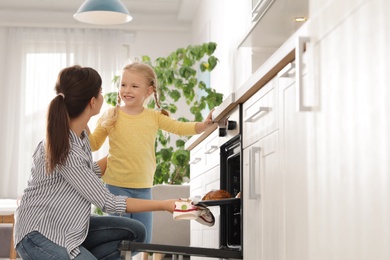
[104, 42, 223, 184]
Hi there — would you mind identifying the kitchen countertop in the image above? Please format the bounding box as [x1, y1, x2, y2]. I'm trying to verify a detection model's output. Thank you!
[185, 28, 303, 151]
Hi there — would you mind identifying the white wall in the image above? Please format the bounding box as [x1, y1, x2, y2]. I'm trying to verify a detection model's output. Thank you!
[130, 31, 191, 61]
[0, 28, 7, 190]
[0, 28, 6, 104]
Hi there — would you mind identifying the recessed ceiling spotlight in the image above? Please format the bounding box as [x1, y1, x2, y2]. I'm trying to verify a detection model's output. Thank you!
[293, 17, 308, 22]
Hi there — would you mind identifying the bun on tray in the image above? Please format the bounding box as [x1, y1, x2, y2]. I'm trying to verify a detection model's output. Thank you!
[202, 190, 232, 201]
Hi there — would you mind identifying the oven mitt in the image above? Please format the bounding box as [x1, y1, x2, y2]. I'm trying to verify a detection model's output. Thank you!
[173, 199, 215, 227]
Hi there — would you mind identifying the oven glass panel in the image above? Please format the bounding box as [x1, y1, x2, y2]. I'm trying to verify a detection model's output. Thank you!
[220, 134, 242, 250]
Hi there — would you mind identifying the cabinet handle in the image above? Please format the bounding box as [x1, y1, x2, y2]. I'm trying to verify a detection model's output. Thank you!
[278, 62, 295, 78]
[296, 36, 311, 112]
[189, 157, 201, 164]
[204, 145, 218, 154]
[249, 146, 261, 200]
[244, 107, 270, 122]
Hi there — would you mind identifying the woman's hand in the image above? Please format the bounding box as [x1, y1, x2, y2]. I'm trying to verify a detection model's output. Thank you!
[165, 199, 178, 213]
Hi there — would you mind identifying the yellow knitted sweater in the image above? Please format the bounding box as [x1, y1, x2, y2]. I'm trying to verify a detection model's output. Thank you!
[89, 108, 197, 188]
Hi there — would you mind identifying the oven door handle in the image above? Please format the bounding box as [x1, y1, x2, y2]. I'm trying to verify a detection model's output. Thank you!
[249, 146, 261, 200]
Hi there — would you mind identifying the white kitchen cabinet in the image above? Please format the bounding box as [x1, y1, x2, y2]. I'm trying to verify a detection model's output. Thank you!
[304, 0, 390, 259]
[242, 70, 281, 260]
[243, 130, 282, 260]
[242, 57, 310, 260]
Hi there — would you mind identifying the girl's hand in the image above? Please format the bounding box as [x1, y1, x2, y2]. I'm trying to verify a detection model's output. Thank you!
[195, 109, 215, 134]
[204, 109, 214, 126]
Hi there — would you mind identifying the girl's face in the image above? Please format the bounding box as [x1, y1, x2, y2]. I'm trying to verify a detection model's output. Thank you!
[119, 69, 153, 108]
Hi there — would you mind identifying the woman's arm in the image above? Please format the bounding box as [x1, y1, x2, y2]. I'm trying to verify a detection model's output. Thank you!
[125, 198, 176, 213]
[96, 155, 108, 175]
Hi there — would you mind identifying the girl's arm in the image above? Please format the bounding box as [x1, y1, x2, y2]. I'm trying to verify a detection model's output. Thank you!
[125, 198, 176, 213]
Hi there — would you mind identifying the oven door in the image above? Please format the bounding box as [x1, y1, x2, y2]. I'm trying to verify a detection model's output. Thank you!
[220, 134, 242, 250]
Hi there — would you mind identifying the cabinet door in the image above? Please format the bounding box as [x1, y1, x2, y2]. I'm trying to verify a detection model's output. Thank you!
[243, 131, 281, 260]
[306, 0, 390, 259]
[278, 59, 310, 260]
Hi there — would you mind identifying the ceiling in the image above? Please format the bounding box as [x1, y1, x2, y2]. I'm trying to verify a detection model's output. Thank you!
[0, 0, 199, 32]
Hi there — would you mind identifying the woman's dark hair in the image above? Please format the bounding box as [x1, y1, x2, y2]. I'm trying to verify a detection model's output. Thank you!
[45, 65, 102, 173]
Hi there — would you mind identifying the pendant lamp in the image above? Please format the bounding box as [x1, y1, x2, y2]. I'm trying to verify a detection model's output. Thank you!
[74, 0, 132, 25]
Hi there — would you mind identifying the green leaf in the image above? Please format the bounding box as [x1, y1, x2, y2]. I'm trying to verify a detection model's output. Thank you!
[176, 139, 186, 148]
[167, 103, 178, 114]
[206, 42, 217, 55]
[198, 81, 207, 90]
[171, 149, 190, 167]
[169, 90, 181, 101]
[141, 55, 152, 64]
[200, 62, 209, 72]
[159, 147, 173, 161]
[104, 92, 118, 107]
[208, 56, 218, 71]
[179, 66, 193, 79]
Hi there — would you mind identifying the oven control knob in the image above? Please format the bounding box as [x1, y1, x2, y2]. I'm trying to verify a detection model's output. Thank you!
[227, 120, 237, 130]
[219, 128, 227, 137]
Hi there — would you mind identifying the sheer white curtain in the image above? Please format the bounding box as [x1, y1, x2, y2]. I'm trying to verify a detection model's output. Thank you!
[0, 27, 127, 198]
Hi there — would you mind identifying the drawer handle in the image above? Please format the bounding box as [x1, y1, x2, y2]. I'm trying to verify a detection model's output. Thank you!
[204, 145, 219, 154]
[244, 107, 270, 122]
[278, 62, 295, 78]
[189, 157, 201, 164]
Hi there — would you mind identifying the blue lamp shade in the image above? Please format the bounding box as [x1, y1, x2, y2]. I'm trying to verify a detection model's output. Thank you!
[74, 0, 132, 25]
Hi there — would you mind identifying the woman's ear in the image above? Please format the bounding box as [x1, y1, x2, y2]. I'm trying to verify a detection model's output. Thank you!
[90, 97, 96, 109]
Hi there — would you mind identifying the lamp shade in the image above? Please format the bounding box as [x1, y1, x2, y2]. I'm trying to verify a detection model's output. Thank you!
[74, 0, 132, 25]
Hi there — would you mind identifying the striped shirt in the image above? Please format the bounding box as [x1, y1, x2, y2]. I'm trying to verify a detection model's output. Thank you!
[14, 130, 127, 259]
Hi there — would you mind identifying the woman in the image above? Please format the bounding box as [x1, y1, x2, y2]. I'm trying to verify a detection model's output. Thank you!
[14, 65, 176, 260]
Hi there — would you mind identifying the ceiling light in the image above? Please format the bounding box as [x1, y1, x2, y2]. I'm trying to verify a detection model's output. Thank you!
[293, 17, 308, 22]
[74, 0, 132, 25]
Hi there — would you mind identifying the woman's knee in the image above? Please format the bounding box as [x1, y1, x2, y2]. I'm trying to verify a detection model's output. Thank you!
[89, 215, 147, 242]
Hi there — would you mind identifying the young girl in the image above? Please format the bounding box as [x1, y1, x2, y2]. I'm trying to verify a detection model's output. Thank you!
[14, 65, 176, 260]
[88, 62, 214, 245]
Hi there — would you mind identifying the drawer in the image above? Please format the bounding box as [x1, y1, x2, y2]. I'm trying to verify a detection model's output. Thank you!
[243, 76, 278, 148]
[189, 144, 205, 179]
[203, 130, 220, 171]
